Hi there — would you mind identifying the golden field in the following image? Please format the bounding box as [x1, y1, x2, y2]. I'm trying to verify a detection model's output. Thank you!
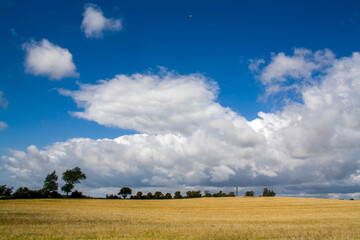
[0, 197, 359, 239]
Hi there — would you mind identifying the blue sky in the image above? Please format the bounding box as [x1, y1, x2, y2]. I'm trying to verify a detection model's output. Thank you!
[1, 0, 360, 198]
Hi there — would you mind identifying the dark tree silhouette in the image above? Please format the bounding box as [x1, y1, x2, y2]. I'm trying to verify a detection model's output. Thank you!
[245, 191, 254, 197]
[174, 191, 182, 199]
[61, 167, 86, 197]
[0, 185, 13, 197]
[43, 171, 58, 196]
[118, 187, 132, 199]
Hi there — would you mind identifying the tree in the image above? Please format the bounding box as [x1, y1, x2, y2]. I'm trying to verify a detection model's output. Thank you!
[245, 191, 254, 197]
[61, 167, 86, 197]
[133, 191, 143, 199]
[43, 171, 58, 196]
[154, 191, 164, 199]
[263, 188, 276, 197]
[0, 185, 13, 197]
[164, 193, 172, 199]
[227, 192, 235, 197]
[146, 192, 153, 199]
[174, 191, 182, 199]
[204, 190, 212, 197]
[118, 187, 132, 199]
[186, 190, 202, 198]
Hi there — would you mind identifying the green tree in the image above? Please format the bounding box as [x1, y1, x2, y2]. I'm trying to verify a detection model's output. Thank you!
[0, 185, 13, 197]
[61, 167, 86, 197]
[134, 191, 143, 199]
[174, 191, 182, 199]
[164, 193, 172, 199]
[263, 188, 276, 197]
[154, 191, 164, 199]
[245, 191, 254, 197]
[186, 190, 202, 198]
[118, 187, 132, 199]
[204, 190, 212, 197]
[43, 171, 58, 196]
[146, 192, 153, 199]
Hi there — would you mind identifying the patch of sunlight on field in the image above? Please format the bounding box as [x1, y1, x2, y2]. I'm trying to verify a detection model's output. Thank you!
[1, 197, 359, 239]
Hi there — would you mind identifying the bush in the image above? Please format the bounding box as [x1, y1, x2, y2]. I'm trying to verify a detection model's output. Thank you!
[213, 191, 226, 197]
[106, 194, 119, 199]
[70, 190, 84, 198]
[50, 191, 62, 198]
[12, 187, 45, 199]
[245, 191, 254, 197]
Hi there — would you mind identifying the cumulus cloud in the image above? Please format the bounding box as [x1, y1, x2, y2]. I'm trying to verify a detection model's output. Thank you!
[81, 4, 123, 38]
[259, 48, 335, 95]
[59, 71, 243, 135]
[2, 49, 360, 198]
[0, 91, 8, 109]
[23, 39, 79, 80]
[0, 121, 8, 131]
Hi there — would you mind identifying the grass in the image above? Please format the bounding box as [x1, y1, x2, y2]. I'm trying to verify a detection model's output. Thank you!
[0, 197, 359, 239]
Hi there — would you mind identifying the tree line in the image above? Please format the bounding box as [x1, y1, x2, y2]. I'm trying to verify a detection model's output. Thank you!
[1, 167, 277, 199]
[0, 167, 86, 199]
[106, 187, 276, 199]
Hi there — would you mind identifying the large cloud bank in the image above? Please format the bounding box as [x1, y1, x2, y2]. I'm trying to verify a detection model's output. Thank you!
[2, 49, 360, 198]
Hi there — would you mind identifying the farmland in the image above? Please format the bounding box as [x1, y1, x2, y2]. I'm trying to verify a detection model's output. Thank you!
[1, 197, 359, 239]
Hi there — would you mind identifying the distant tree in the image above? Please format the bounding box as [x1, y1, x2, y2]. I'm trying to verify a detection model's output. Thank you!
[119, 187, 132, 199]
[154, 191, 164, 199]
[174, 191, 182, 199]
[106, 194, 119, 199]
[204, 190, 212, 197]
[61, 167, 86, 197]
[13, 187, 31, 199]
[263, 188, 276, 197]
[146, 192, 153, 199]
[245, 191, 254, 197]
[133, 191, 143, 199]
[186, 190, 202, 198]
[213, 191, 226, 197]
[227, 192, 235, 197]
[12, 187, 44, 199]
[0, 185, 13, 197]
[43, 171, 58, 196]
[164, 193, 172, 199]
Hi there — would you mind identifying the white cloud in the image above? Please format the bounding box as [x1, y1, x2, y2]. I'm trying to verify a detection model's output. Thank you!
[248, 58, 265, 73]
[0, 121, 8, 131]
[0, 91, 8, 109]
[59, 71, 241, 136]
[2, 50, 360, 198]
[23, 39, 79, 80]
[259, 48, 335, 95]
[81, 4, 122, 38]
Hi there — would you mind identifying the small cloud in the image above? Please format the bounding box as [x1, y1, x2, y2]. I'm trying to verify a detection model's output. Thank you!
[249, 58, 265, 73]
[22, 39, 79, 80]
[0, 91, 9, 110]
[0, 121, 8, 131]
[81, 4, 123, 38]
[11, 28, 17, 37]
